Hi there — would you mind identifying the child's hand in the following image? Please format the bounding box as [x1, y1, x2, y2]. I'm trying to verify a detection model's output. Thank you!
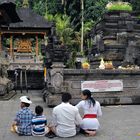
[10, 124, 17, 133]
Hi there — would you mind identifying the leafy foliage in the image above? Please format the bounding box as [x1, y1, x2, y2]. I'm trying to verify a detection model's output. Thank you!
[84, 0, 109, 21]
[15, 0, 140, 22]
[128, 0, 140, 11]
[45, 14, 74, 46]
[14, 0, 140, 54]
[31, 0, 47, 16]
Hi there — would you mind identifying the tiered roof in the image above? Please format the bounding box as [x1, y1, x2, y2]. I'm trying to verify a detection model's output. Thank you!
[0, 1, 20, 24]
[9, 8, 53, 29]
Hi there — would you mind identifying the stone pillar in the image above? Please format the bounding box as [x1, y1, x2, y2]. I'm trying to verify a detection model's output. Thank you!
[50, 62, 65, 93]
[10, 35, 13, 57]
[35, 35, 38, 60]
[0, 33, 2, 53]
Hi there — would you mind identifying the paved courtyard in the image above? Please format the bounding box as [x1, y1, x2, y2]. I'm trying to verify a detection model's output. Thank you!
[0, 90, 140, 140]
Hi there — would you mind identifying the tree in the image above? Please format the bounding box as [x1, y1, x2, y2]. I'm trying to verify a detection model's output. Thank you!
[84, 0, 109, 21]
[45, 14, 74, 47]
[15, 0, 140, 53]
[128, 0, 140, 11]
[32, 0, 47, 16]
[47, 0, 63, 15]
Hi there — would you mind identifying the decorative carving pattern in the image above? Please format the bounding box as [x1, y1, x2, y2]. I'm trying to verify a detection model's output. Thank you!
[16, 39, 32, 53]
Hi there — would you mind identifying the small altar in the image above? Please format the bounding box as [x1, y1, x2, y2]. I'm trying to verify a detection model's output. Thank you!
[8, 52, 43, 70]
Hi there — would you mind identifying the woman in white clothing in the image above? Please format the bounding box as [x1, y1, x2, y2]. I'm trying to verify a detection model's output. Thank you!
[76, 89, 102, 136]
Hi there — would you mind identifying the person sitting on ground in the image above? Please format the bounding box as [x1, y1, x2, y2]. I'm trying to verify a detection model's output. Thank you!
[31, 105, 49, 136]
[48, 92, 82, 138]
[76, 89, 102, 136]
[11, 96, 34, 136]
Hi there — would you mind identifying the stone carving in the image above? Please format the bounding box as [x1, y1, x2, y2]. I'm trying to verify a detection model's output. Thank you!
[0, 55, 13, 95]
[16, 39, 32, 53]
[122, 34, 140, 66]
[94, 33, 104, 52]
[50, 62, 65, 93]
[51, 72, 63, 91]
[117, 32, 127, 44]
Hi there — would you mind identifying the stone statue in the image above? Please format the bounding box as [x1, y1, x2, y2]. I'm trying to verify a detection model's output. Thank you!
[94, 32, 104, 52]
[0, 54, 13, 95]
[122, 34, 140, 67]
[117, 32, 128, 44]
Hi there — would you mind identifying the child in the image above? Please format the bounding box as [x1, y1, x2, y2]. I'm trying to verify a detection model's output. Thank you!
[11, 96, 34, 136]
[32, 105, 49, 136]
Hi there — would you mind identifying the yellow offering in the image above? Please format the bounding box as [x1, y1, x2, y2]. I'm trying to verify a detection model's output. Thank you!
[82, 62, 90, 69]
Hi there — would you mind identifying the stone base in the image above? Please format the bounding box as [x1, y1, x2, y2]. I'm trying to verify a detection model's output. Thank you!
[45, 69, 140, 106]
[0, 89, 16, 100]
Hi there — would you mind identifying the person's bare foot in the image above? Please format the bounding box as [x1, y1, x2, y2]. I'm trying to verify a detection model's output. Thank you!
[85, 130, 96, 136]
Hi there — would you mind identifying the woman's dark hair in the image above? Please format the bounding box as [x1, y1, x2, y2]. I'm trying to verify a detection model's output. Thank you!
[82, 89, 95, 107]
[62, 92, 72, 103]
[35, 105, 43, 115]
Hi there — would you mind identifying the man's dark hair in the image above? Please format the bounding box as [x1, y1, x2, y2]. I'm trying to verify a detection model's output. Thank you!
[35, 105, 43, 115]
[22, 96, 31, 107]
[24, 103, 30, 107]
[62, 92, 72, 103]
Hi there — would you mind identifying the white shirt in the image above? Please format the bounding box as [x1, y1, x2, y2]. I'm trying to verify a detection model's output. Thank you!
[76, 100, 102, 130]
[52, 102, 82, 137]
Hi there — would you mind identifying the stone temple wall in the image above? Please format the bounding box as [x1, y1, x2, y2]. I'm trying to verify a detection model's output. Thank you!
[46, 68, 140, 106]
[44, 11, 140, 106]
[89, 11, 140, 69]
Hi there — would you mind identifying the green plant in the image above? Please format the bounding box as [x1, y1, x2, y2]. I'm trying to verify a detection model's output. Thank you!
[66, 51, 77, 68]
[45, 14, 74, 46]
[106, 1, 133, 11]
[137, 15, 140, 19]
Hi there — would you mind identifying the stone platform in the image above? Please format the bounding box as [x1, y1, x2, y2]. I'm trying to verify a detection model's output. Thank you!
[7, 68, 140, 105]
[46, 69, 140, 106]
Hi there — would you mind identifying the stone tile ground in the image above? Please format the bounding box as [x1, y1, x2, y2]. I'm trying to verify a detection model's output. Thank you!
[0, 90, 140, 140]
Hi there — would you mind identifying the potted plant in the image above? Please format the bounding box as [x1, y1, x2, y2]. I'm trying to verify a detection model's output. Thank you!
[106, 1, 132, 12]
[82, 61, 90, 69]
